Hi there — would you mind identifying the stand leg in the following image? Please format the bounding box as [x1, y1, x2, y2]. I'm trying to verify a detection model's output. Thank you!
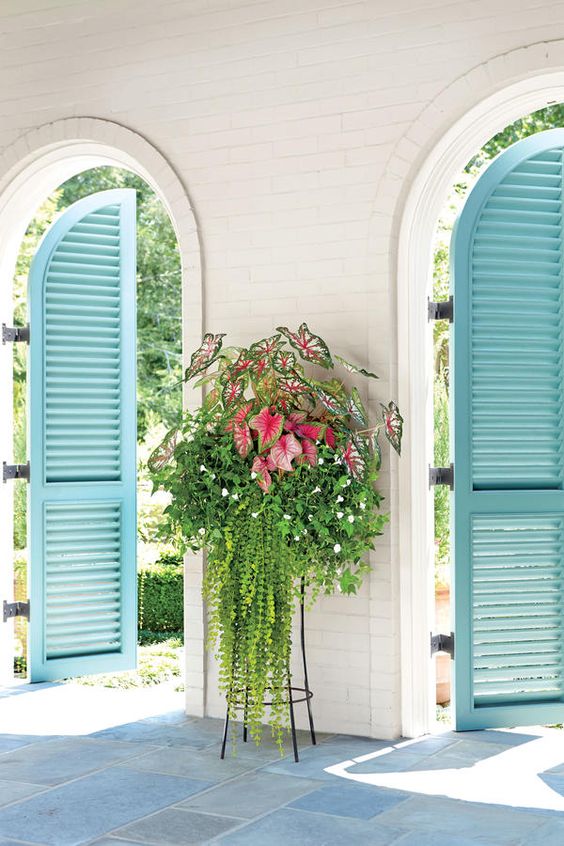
[220, 706, 230, 760]
[300, 579, 316, 746]
[243, 688, 249, 743]
[288, 677, 299, 763]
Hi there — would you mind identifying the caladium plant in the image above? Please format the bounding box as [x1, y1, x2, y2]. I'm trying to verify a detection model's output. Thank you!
[152, 323, 402, 492]
[150, 323, 404, 752]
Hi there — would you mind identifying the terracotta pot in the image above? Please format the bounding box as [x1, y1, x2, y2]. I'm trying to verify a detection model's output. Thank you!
[435, 585, 451, 706]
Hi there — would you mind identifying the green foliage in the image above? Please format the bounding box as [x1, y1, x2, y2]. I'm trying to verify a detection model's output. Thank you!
[151, 327, 396, 747]
[138, 565, 184, 633]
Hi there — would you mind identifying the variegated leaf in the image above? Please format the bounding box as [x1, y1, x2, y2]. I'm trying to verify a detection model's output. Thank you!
[185, 333, 226, 380]
[251, 455, 272, 493]
[222, 378, 245, 407]
[372, 432, 382, 470]
[316, 388, 348, 415]
[272, 349, 297, 373]
[203, 386, 220, 412]
[269, 432, 302, 471]
[233, 421, 252, 458]
[276, 323, 333, 368]
[232, 349, 254, 376]
[253, 371, 278, 406]
[250, 334, 283, 356]
[296, 421, 324, 441]
[296, 438, 317, 467]
[225, 400, 255, 432]
[325, 426, 336, 448]
[335, 354, 379, 380]
[381, 401, 403, 456]
[284, 411, 307, 432]
[249, 406, 284, 452]
[148, 428, 179, 473]
[347, 387, 368, 426]
[279, 377, 310, 396]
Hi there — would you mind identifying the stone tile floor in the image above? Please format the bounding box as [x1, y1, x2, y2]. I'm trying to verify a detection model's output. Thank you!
[0, 683, 564, 844]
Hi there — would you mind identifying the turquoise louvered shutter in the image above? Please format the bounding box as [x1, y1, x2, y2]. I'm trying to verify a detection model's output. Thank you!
[452, 129, 564, 729]
[28, 189, 137, 681]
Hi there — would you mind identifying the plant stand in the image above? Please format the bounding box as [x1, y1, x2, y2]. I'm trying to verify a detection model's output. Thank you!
[220, 578, 316, 763]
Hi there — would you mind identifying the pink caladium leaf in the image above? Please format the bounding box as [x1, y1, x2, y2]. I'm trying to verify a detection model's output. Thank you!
[148, 428, 179, 473]
[249, 406, 284, 452]
[272, 349, 297, 373]
[284, 412, 307, 432]
[251, 455, 272, 493]
[296, 421, 324, 441]
[233, 421, 252, 458]
[340, 438, 367, 480]
[381, 401, 403, 456]
[347, 387, 368, 426]
[222, 378, 245, 407]
[250, 334, 283, 356]
[232, 350, 254, 376]
[185, 333, 226, 380]
[224, 400, 255, 432]
[325, 426, 336, 448]
[276, 323, 333, 369]
[335, 354, 379, 380]
[295, 438, 317, 467]
[266, 451, 277, 471]
[270, 432, 302, 472]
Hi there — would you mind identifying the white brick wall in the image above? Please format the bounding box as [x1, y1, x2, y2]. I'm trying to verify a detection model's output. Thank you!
[2, 0, 564, 738]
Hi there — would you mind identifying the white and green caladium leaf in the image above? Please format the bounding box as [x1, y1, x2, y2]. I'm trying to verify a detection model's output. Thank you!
[272, 349, 297, 374]
[185, 333, 226, 380]
[222, 377, 245, 407]
[148, 427, 179, 473]
[381, 401, 403, 455]
[335, 354, 379, 380]
[347, 387, 368, 426]
[276, 323, 333, 369]
[203, 386, 221, 412]
[372, 430, 382, 470]
[249, 334, 283, 356]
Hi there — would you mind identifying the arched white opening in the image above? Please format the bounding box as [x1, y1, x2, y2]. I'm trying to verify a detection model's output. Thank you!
[0, 120, 204, 714]
[397, 70, 564, 737]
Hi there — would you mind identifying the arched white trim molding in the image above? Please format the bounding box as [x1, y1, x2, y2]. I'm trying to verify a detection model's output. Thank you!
[0, 118, 205, 715]
[374, 42, 564, 737]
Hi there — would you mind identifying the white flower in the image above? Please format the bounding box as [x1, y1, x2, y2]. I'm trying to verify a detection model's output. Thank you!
[308, 514, 313, 521]
[211, 473, 216, 480]
[283, 514, 291, 520]
[334, 454, 340, 463]
[348, 515, 355, 523]
[294, 535, 300, 542]
[302, 528, 308, 535]
[318, 458, 324, 465]
[336, 495, 344, 503]
[251, 512, 258, 519]
[251, 472, 257, 480]
[337, 511, 344, 519]
[198, 527, 206, 535]
[231, 493, 239, 500]
[334, 543, 341, 553]
[199, 464, 207, 473]
[221, 488, 229, 497]
[359, 501, 366, 510]
[312, 486, 321, 494]
[345, 479, 351, 487]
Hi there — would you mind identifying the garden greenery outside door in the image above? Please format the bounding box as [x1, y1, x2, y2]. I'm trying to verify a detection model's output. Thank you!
[27, 189, 137, 682]
[452, 128, 564, 729]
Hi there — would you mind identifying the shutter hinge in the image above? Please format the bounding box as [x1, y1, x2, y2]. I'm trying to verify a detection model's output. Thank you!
[429, 464, 454, 490]
[3, 600, 30, 623]
[2, 461, 30, 483]
[428, 296, 453, 323]
[431, 632, 454, 658]
[2, 323, 29, 344]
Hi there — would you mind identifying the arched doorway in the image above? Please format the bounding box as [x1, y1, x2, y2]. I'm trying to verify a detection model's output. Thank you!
[0, 120, 204, 717]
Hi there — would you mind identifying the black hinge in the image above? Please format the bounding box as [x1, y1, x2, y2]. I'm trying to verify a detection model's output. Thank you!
[2, 461, 30, 483]
[428, 296, 453, 323]
[431, 632, 454, 658]
[429, 464, 454, 490]
[2, 323, 29, 344]
[3, 600, 30, 623]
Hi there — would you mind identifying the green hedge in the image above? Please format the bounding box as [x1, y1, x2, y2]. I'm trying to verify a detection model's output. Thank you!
[138, 564, 183, 633]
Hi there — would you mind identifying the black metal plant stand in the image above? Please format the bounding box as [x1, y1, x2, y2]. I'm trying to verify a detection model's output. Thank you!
[220, 578, 316, 763]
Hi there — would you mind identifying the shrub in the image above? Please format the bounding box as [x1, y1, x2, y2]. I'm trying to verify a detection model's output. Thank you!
[138, 564, 183, 633]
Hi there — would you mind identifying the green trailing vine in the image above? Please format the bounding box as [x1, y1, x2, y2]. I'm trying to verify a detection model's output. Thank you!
[150, 324, 402, 748]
